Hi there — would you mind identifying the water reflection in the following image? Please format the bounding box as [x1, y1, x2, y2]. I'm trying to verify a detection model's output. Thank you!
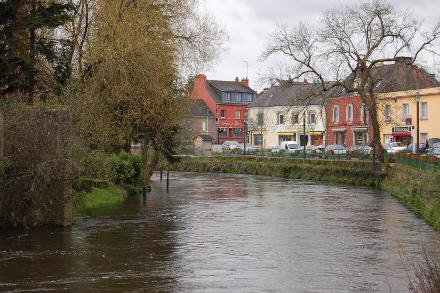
[0, 172, 435, 292]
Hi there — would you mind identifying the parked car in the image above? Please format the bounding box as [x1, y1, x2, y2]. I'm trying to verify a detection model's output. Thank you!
[222, 141, 240, 152]
[325, 144, 347, 155]
[428, 146, 440, 158]
[280, 141, 301, 154]
[305, 145, 324, 154]
[270, 145, 281, 155]
[383, 142, 406, 154]
[400, 143, 427, 154]
[238, 144, 254, 154]
[348, 145, 372, 155]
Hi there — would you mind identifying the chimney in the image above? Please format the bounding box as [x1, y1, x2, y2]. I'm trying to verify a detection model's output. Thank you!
[241, 77, 249, 87]
[191, 74, 207, 100]
[235, 77, 240, 84]
[304, 79, 308, 83]
[195, 74, 207, 85]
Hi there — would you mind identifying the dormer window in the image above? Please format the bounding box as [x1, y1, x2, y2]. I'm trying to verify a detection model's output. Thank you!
[237, 93, 242, 102]
[248, 94, 253, 102]
[226, 92, 231, 101]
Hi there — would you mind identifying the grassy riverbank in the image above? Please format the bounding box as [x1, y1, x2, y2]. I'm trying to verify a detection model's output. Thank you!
[381, 164, 440, 230]
[73, 185, 127, 213]
[171, 156, 385, 187]
[171, 156, 440, 230]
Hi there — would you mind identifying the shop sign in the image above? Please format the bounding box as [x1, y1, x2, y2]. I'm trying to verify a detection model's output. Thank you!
[392, 126, 411, 133]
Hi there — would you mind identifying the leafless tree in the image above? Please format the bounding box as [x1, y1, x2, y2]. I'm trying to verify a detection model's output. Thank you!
[261, 0, 440, 162]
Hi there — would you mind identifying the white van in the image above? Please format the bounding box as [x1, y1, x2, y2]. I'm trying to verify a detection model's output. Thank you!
[280, 141, 301, 154]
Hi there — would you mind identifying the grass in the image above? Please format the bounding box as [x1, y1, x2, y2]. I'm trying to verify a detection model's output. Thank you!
[73, 185, 127, 214]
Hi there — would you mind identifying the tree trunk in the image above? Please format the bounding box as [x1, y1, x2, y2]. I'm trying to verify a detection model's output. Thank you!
[141, 139, 160, 189]
[370, 97, 384, 163]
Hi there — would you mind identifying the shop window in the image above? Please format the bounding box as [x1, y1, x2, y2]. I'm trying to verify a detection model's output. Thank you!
[218, 128, 227, 138]
[234, 128, 242, 138]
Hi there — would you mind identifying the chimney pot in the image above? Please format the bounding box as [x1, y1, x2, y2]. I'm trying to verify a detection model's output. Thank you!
[235, 77, 240, 83]
[240, 77, 249, 86]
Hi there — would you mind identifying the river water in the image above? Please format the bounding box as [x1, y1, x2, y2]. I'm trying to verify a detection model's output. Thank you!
[0, 172, 436, 292]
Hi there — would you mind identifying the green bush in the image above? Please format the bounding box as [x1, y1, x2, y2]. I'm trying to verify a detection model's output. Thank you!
[108, 151, 142, 185]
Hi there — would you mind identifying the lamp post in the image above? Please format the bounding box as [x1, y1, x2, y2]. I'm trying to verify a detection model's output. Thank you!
[303, 113, 306, 158]
[416, 92, 420, 167]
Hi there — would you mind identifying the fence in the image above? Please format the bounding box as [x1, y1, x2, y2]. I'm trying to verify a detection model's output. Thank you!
[395, 152, 440, 171]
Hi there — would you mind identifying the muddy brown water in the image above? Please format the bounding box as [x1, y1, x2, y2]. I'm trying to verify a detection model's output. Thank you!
[0, 172, 436, 292]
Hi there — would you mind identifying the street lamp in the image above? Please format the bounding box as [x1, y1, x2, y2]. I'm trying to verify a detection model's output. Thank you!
[416, 92, 420, 163]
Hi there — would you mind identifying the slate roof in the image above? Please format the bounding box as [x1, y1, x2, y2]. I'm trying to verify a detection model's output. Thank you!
[195, 134, 214, 141]
[250, 82, 324, 108]
[327, 62, 440, 98]
[206, 80, 257, 103]
[190, 100, 215, 117]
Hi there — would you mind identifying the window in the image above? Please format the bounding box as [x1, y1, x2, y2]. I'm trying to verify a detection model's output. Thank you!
[202, 121, 207, 132]
[361, 104, 368, 124]
[257, 112, 263, 126]
[237, 93, 242, 102]
[229, 128, 233, 138]
[279, 113, 284, 125]
[220, 110, 226, 119]
[346, 104, 353, 122]
[421, 133, 429, 144]
[333, 106, 339, 123]
[402, 103, 409, 119]
[226, 92, 231, 101]
[254, 134, 263, 146]
[235, 110, 241, 119]
[309, 112, 316, 124]
[384, 134, 392, 144]
[234, 128, 242, 138]
[341, 132, 346, 145]
[421, 102, 428, 119]
[293, 113, 299, 124]
[248, 94, 253, 102]
[218, 128, 227, 138]
[385, 104, 391, 121]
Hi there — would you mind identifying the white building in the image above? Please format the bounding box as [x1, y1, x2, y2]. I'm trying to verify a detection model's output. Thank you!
[248, 82, 326, 149]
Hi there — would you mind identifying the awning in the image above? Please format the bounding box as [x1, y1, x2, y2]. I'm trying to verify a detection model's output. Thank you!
[310, 132, 324, 135]
[393, 132, 411, 137]
[277, 132, 295, 136]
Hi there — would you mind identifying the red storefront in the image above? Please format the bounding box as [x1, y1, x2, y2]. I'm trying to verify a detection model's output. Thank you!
[326, 95, 372, 147]
[190, 75, 257, 144]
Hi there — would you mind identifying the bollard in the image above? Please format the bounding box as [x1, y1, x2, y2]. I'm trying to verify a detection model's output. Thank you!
[166, 170, 170, 193]
[160, 170, 163, 182]
[142, 186, 147, 201]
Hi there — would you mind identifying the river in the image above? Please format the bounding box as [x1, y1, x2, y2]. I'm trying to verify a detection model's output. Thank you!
[0, 172, 436, 292]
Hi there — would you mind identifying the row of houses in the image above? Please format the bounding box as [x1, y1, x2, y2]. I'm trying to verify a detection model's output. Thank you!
[189, 60, 440, 150]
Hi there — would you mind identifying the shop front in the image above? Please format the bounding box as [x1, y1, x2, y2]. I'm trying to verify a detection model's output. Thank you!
[278, 132, 296, 144]
[392, 126, 412, 145]
[352, 127, 369, 146]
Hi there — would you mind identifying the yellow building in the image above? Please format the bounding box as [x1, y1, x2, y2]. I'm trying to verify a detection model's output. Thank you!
[378, 87, 440, 145]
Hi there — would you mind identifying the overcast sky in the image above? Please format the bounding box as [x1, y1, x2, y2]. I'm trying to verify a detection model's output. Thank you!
[200, 0, 440, 92]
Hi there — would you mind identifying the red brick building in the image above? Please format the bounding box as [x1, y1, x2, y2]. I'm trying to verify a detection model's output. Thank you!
[326, 61, 440, 147]
[190, 75, 257, 143]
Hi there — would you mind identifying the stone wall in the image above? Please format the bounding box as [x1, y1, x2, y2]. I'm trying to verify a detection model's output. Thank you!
[0, 108, 72, 227]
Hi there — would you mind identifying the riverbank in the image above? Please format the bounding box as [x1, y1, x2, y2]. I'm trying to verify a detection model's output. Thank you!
[171, 156, 440, 230]
[171, 156, 386, 187]
[73, 185, 127, 214]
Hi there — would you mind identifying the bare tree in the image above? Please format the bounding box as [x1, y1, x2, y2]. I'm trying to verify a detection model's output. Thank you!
[261, 0, 440, 162]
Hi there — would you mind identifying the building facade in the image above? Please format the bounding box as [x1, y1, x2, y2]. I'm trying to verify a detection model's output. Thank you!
[326, 61, 440, 147]
[190, 75, 257, 143]
[248, 82, 326, 148]
[378, 87, 440, 145]
[187, 99, 217, 142]
[326, 95, 372, 146]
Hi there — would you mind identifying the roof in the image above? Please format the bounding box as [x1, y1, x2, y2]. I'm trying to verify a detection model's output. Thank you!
[190, 100, 215, 117]
[195, 134, 214, 141]
[250, 82, 325, 108]
[327, 62, 440, 98]
[207, 80, 256, 94]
